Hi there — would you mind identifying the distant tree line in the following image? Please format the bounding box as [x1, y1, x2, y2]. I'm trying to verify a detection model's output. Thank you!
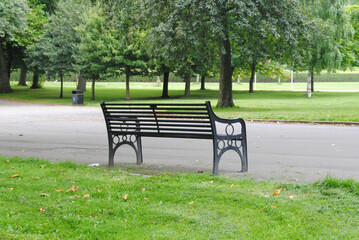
[1, 0, 358, 105]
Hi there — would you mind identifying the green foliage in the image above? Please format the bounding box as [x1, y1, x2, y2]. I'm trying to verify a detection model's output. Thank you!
[26, 0, 90, 75]
[0, 0, 29, 41]
[296, 0, 352, 73]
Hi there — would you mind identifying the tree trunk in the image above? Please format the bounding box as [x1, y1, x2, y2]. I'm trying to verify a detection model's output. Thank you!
[306, 68, 312, 98]
[249, 61, 256, 93]
[184, 71, 191, 97]
[200, 75, 206, 90]
[0, 39, 12, 93]
[161, 71, 169, 98]
[31, 68, 41, 89]
[6, 43, 13, 79]
[217, 37, 234, 107]
[77, 73, 87, 91]
[125, 66, 130, 100]
[18, 66, 27, 86]
[60, 73, 63, 99]
[91, 78, 96, 101]
[311, 71, 314, 92]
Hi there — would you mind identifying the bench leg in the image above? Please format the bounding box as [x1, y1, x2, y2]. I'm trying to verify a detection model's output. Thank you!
[109, 149, 115, 167]
[136, 136, 143, 165]
[212, 140, 220, 176]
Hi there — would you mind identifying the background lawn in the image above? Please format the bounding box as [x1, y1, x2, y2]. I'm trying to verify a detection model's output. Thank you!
[1, 156, 359, 239]
[1, 81, 359, 122]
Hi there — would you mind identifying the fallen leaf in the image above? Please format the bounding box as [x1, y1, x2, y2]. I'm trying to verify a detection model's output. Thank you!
[229, 184, 234, 188]
[9, 188, 14, 191]
[288, 195, 295, 199]
[123, 194, 129, 200]
[35, 177, 40, 180]
[6, 160, 9, 163]
[40, 193, 51, 197]
[273, 187, 282, 196]
[141, 188, 146, 192]
[83, 193, 90, 198]
[56, 189, 64, 192]
[12, 174, 20, 178]
[152, 221, 156, 224]
[96, 150, 100, 152]
[271, 205, 277, 208]
[98, 189, 103, 192]
[198, 170, 204, 173]
[183, 233, 188, 235]
[124, 219, 127, 222]
[244, 173, 248, 176]
[66, 186, 79, 192]
[162, 222, 166, 225]
[179, 219, 184, 223]
[11, 166, 15, 169]
[261, 207, 266, 210]
[144, 196, 149, 201]
[69, 195, 79, 199]
[39, 208, 46, 212]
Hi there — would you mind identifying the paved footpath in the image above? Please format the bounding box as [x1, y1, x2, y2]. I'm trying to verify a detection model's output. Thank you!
[1, 99, 358, 183]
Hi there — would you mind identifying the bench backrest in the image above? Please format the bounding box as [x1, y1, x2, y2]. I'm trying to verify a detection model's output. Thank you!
[101, 102, 214, 139]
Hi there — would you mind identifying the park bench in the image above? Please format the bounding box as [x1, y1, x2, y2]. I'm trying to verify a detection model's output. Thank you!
[100, 101, 248, 176]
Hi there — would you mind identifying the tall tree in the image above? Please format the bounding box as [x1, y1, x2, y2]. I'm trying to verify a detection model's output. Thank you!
[297, 0, 352, 98]
[26, 0, 90, 98]
[104, 1, 150, 100]
[0, 0, 29, 93]
[76, 4, 109, 100]
[142, 0, 305, 106]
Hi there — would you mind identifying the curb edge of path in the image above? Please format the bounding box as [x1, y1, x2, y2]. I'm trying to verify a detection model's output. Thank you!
[246, 119, 359, 126]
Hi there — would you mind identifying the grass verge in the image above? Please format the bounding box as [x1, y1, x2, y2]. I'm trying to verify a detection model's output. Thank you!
[1, 81, 359, 122]
[1, 156, 359, 239]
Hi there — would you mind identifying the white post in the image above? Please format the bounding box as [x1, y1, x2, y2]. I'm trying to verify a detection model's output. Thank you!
[196, 74, 200, 83]
[237, 74, 240, 83]
[254, 73, 257, 90]
[278, 76, 281, 84]
[291, 70, 294, 90]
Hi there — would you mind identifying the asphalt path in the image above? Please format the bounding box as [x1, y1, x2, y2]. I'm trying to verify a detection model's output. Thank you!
[1, 99, 358, 183]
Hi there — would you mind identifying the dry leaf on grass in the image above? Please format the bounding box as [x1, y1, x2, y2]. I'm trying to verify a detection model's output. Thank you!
[39, 208, 46, 212]
[123, 194, 129, 200]
[229, 184, 234, 187]
[40, 193, 51, 197]
[83, 194, 90, 198]
[273, 187, 282, 196]
[66, 186, 79, 192]
[198, 170, 204, 173]
[288, 195, 295, 199]
[56, 189, 64, 192]
[69, 195, 79, 199]
[141, 188, 146, 192]
[11, 174, 20, 178]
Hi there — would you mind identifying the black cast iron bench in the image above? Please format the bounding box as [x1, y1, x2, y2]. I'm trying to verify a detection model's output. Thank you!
[100, 101, 248, 176]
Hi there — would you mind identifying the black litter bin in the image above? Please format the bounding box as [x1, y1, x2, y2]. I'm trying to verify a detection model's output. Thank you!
[72, 90, 84, 105]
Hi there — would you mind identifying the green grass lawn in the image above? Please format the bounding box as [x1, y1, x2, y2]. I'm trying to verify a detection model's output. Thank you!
[1, 156, 359, 239]
[1, 81, 359, 122]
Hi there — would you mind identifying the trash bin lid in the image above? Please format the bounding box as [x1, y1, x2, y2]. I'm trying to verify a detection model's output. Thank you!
[72, 90, 83, 94]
